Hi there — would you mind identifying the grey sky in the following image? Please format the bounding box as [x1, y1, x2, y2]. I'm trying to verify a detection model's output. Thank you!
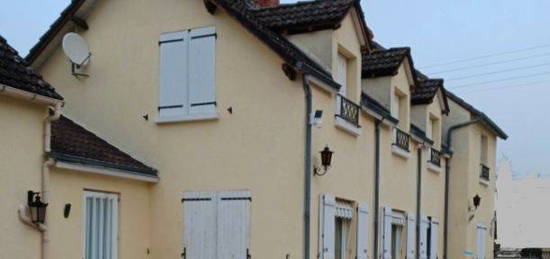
[1, 0, 548, 176]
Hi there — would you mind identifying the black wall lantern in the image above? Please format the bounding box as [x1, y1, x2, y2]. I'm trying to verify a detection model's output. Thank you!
[473, 194, 481, 209]
[314, 146, 334, 176]
[27, 191, 48, 224]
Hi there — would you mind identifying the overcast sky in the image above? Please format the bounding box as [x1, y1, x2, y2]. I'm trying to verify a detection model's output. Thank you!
[1, 0, 549, 176]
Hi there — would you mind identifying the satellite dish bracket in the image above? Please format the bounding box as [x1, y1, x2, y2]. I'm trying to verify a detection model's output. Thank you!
[71, 53, 91, 78]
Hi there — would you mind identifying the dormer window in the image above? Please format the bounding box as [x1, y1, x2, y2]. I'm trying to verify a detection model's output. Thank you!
[427, 115, 441, 147]
[336, 53, 348, 96]
[392, 88, 407, 127]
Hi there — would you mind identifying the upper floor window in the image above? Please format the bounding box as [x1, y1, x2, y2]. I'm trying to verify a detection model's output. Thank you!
[158, 27, 217, 122]
[481, 135, 488, 165]
[336, 53, 348, 96]
[427, 115, 441, 146]
[391, 89, 406, 124]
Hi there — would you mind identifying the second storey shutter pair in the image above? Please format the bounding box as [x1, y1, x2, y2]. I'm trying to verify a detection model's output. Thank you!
[159, 27, 216, 118]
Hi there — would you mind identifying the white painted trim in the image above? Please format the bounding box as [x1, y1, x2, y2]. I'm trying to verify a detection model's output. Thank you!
[391, 145, 411, 159]
[305, 75, 338, 94]
[156, 112, 219, 124]
[54, 161, 159, 183]
[479, 179, 490, 186]
[0, 83, 63, 106]
[335, 116, 361, 136]
[427, 162, 442, 174]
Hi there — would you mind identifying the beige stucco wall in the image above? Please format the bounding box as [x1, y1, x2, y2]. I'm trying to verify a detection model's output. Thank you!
[47, 167, 152, 259]
[0, 95, 47, 259]
[446, 99, 498, 259]
[288, 30, 333, 72]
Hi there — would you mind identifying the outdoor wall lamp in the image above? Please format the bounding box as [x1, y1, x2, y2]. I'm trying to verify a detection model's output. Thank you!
[27, 191, 48, 224]
[473, 194, 481, 209]
[314, 146, 334, 176]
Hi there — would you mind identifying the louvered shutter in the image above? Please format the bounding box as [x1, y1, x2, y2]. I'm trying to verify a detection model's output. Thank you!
[419, 216, 429, 259]
[382, 207, 393, 259]
[183, 192, 217, 259]
[356, 203, 369, 259]
[217, 191, 251, 259]
[159, 31, 188, 117]
[189, 27, 217, 115]
[84, 192, 118, 259]
[320, 194, 336, 259]
[430, 219, 439, 259]
[406, 214, 416, 259]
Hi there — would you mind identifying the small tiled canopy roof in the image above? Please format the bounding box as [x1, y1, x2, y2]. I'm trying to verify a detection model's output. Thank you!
[252, 0, 355, 34]
[411, 79, 443, 104]
[51, 116, 157, 176]
[362, 47, 412, 78]
[0, 35, 62, 100]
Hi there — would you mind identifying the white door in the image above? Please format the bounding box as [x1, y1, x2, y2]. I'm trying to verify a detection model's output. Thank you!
[419, 216, 429, 259]
[429, 219, 439, 259]
[83, 191, 118, 259]
[476, 225, 487, 259]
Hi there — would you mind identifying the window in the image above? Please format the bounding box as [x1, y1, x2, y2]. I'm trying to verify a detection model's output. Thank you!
[392, 89, 407, 127]
[320, 194, 367, 259]
[158, 27, 217, 122]
[83, 191, 118, 259]
[481, 135, 488, 165]
[182, 191, 251, 258]
[335, 217, 350, 259]
[383, 208, 406, 259]
[336, 53, 348, 96]
[391, 224, 403, 259]
[391, 92, 401, 120]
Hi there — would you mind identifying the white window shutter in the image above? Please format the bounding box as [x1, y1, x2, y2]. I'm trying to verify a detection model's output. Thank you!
[183, 192, 218, 259]
[476, 225, 487, 259]
[356, 203, 369, 259]
[217, 191, 251, 259]
[430, 219, 439, 259]
[189, 27, 217, 115]
[420, 216, 429, 259]
[406, 213, 416, 259]
[159, 31, 188, 117]
[382, 207, 393, 259]
[320, 194, 336, 259]
[84, 192, 118, 259]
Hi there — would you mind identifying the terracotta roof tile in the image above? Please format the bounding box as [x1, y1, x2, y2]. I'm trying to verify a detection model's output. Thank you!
[411, 79, 443, 105]
[362, 47, 411, 78]
[252, 0, 355, 33]
[51, 116, 157, 175]
[0, 35, 62, 100]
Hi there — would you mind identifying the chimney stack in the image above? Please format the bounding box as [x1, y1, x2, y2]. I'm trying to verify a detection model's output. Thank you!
[254, 0, 280, 7]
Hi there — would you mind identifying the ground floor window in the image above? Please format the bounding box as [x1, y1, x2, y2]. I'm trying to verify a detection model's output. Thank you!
[335, 217, 351, 259]
[476, 225, 487, 259]
[84, 191, 118, 259]
[391, 224, 403, 258]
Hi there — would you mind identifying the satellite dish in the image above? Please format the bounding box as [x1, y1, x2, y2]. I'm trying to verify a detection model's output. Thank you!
[62, 32, 90, 66]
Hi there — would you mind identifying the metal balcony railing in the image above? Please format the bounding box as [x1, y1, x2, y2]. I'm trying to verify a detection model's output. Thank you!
[480, 164, 490, 181]
[336, 94, 360, 127]
[393, 128, 410, 152]
[430, 148, 442, 167]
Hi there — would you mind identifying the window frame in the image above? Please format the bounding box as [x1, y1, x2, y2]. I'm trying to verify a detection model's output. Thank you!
[82, 190, 119, 259]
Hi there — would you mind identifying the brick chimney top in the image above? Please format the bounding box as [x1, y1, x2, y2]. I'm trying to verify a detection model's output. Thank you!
[254, 0, 280, 7]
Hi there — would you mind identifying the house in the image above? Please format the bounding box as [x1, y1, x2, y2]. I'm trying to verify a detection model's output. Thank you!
[0, 0, 507, 258]
[0, 35, 157, 259]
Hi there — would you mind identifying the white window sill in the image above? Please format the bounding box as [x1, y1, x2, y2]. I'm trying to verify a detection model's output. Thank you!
[427, 163, 442, 174]
[391, 145, 411, 159]
[335, 116, 361, 136]
[156, 112, 219, 124]
[479, 179, 490, 186]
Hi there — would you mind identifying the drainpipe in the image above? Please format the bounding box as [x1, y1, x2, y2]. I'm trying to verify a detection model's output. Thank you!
[415, 144, 423, 259]
[373, 119, 382, 259]
[41, 102, 62, 259]
[303, 75, 313, 259]
[443, 119, 480, 259]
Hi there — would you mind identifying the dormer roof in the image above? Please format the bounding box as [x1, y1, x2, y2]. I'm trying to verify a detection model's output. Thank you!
[362, 47, 415, 79]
